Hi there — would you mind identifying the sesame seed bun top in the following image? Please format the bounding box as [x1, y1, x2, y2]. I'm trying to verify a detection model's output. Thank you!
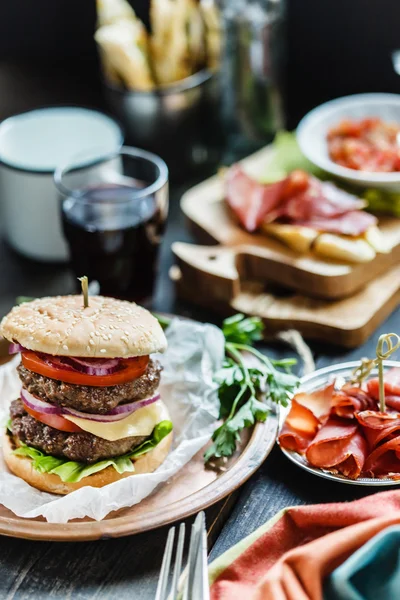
[0, 296, 167, 358]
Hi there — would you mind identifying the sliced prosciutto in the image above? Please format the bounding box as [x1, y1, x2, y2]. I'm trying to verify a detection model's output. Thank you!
[225, 165, 283, 232]
[278, 399, 319, 452]
[225, 166, 374, 235]
[356, 411, 400, 449]
[305, 418, 368, 479]
[331, 385, 376, 419]
[363, 437, 400, 478]
[297, 210, 377, 236]
[281, 178, 366, 222]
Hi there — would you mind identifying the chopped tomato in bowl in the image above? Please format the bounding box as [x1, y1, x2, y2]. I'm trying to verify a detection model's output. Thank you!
[327, 118, 400, 173]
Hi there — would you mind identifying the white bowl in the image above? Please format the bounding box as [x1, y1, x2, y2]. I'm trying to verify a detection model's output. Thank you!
[297, 93, 400, 190]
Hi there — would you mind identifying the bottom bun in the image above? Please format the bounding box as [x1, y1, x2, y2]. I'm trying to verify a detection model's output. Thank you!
[3, 431, 173, 495]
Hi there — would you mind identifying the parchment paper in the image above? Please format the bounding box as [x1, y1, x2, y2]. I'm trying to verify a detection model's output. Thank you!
[0, 319, 225, 523]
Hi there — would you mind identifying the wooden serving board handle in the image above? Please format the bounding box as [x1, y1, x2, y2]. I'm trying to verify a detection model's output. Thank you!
[172, 242, 400, 348]
[172, 242, 240, 303]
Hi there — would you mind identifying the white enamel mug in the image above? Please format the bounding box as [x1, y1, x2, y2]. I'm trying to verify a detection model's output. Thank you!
[0, 107, 123, 262]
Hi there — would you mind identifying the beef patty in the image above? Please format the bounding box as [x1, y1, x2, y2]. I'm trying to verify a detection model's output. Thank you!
[10, 399, 148, 463]
[17, 359, 162, 414]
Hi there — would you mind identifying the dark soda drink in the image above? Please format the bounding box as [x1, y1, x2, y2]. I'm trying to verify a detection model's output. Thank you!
[62, 183, 166, 302]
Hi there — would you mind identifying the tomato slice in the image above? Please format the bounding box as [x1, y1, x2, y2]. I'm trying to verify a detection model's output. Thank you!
[24, 403, 83, 433]
[21, 352, 149, 387]
[280, 170, 309, 200]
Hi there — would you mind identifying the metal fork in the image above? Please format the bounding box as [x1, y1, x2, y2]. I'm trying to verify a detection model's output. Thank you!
[155, 512, 210, 600]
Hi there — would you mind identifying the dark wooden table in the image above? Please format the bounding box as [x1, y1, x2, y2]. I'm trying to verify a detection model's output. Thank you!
[0, 179, 399, 599]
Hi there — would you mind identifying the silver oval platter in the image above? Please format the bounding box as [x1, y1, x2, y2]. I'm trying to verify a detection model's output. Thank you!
[278, 360, 400, 487]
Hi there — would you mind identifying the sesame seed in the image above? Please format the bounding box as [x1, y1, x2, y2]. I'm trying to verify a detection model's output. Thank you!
[100, 348, 106, 353]
[89, 339, 95, 346]
[86, 345, 91, 352]
[62, 344, 68, 350]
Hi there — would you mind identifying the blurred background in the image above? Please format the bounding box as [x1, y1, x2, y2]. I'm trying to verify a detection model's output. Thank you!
[0, 0, 399, 126]
[1, 0, 400, 319]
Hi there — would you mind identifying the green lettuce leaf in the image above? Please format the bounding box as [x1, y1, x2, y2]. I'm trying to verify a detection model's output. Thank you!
[263, 132, 400, 218]
[12, 420, 173, 483]
[362, 188, 400, 218]
[257, 131, 325, 183]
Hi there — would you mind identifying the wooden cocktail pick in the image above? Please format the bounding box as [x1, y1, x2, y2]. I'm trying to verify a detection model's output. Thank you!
[350, 333, 400, 412]
[78, 276, 89, 309]
[375, 333, 400, 413]
[350, 357, 376, 387]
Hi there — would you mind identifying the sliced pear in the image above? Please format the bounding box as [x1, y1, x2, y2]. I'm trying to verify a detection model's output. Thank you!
[261, 223, 318, 253]
[314, 233, 376, 263]
[363, 226, 391, 254]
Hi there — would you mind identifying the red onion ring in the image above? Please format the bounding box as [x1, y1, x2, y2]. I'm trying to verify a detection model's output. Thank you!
[42, 355, 123, 376]
[61, 394, 161, 422]
[21, 388, 61, 415]
[20, 387, 161, 423]
[62, 356, 121, 375]
[9, 343, 27, 355]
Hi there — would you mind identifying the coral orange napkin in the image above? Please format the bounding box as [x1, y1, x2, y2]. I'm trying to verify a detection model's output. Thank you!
[209, 490, 400, 600]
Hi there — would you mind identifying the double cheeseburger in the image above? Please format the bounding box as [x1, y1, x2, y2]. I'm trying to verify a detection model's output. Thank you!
[0, 295, 172, 495]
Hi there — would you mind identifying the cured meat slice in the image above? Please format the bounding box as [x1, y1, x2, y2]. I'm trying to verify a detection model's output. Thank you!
[278, 399, 319, 452]
[292, 383, 334, 420]
[279, 385, 333, 452]
[356, 410, 400, 449]
[363, 436, 400, 477]
[224, 167, 372, 234]
[225, 165, 283, 232]
[331, 385, 376, 419]
[367, 368, 400, 400]
[305, 418, 367, 479]
[282, 178, 366, 222]
[386, 396, 400, 412]
[297, 210, 377, 236]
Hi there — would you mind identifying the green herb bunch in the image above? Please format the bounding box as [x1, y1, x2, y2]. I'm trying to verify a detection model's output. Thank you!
[204, 315, 298, 462]
[157, 312, 299, 463]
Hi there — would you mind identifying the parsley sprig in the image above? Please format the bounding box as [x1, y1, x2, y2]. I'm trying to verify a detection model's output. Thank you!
[205, 315, 298, 462]
[155, 312, 299, 463]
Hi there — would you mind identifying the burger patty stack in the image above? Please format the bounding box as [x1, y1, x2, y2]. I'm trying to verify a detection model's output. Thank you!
[0, 295, 172, 495]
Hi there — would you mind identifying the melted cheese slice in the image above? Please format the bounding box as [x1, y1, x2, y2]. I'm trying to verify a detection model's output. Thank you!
[64, 400, 169, 441]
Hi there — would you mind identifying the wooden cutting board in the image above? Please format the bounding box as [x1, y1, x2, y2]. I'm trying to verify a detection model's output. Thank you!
[172, 241, 400, 347]
[181, 146, 400, 300]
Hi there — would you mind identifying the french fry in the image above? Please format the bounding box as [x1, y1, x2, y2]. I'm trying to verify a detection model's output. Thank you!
[96, 0, 136, 27]
[186, 0, 207, 71]
[95, 20, 155, 91]
[150, 0, 192, 85]
[200, 0, 221, 71]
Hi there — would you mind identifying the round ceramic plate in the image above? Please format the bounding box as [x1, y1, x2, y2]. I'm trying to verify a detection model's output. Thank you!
[0, 331, 278, 541]
[278, 360, 400, 487]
